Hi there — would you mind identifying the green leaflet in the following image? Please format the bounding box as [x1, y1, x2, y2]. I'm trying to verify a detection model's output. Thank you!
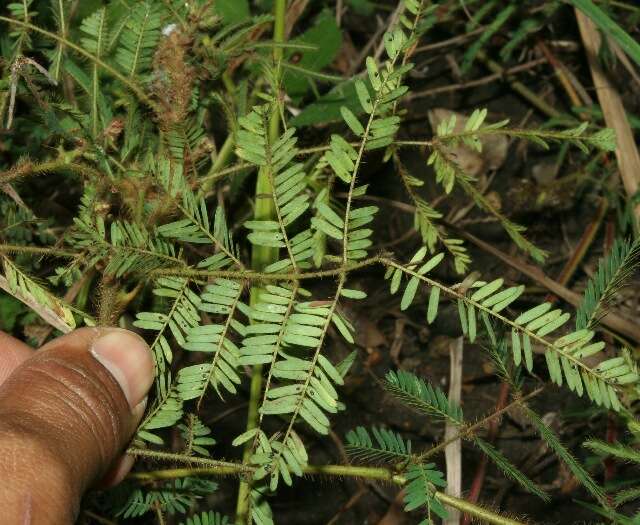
[341, 106, 364, 136]
[386, 246, 634, 409]
[340, 288, 367, 300]
[214, 0, 250, 25]
[426, 286, 440, 324]
[1, 0, 636, 520]
[403, 464, 447, 519]
[115, 2, 163, 77]
[180, 511, 231, 525]
[575, 237, 640, 330]
[345, 426, 412, 464]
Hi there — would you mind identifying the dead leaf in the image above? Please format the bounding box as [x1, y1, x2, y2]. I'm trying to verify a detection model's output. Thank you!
[390, 318, 406, 366]
[485, 190, 502, 212]
[356, 317, 387, 348]
[334, 32, 359, 75]
[2, 183, 28, 210]
[428, 108, 508, 177]
[365, 348, 383, 368]
[431, 335, 454, 357]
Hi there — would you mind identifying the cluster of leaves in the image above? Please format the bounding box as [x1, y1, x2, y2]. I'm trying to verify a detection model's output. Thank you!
[0, 0, 639, 524]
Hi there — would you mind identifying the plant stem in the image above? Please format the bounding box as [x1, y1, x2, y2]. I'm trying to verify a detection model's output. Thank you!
[127, 456, 527, 525]
[417, 388, 544, 462]
[202, 135, 236, 194]
[151, 255, 384, 281]
[435, 492, 527, 525]
[127, 447, 253, 473]
[0, 158, 102, 185]
[236, 1, 287, 522]
[0, 244, 77, 258]
[0, 16, 150, 105]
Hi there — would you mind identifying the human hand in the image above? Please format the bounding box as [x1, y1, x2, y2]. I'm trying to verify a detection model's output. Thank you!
[0, 327, 155, 524]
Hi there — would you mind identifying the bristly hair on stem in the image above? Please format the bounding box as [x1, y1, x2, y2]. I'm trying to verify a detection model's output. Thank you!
[0, 0, 637, 524]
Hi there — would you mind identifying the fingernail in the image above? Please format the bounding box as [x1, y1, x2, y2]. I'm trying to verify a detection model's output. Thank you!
[132, 396, 148, 422]
[98, 454, 136, 488]
[91, 329, 154, 409]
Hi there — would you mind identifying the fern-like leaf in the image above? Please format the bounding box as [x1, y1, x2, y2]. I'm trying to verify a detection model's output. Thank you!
[387, 247, 639, 410]
[79, 7, 109, 136]
[179, 414, 217, 457]
[179, 278, 246, 403]
[134, 276, 200, 380]
[180, 511, 231, 525]
[403, 463, 448, 524]
[237, 104, 313, 273]
[345, 426, 412, 464]
[137, 387, 183, 445]
[524, 406, 607, 506]
[115, 1, 163, 77]
[0, 255, 76, 332]
[156, 161, 243, 270]
[118, 478, 217, 518]
[384, 369, 463, 424]
[576, 236, 640, 330]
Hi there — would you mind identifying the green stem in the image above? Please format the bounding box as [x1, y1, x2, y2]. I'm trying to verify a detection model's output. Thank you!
[236, 1, 287, 522]
[127, 455, 527, 525]
[0, 158, 102, 185]
[202, 135, 236, 194]
[150, 255, 383, 281]
[127, 448, 253, 473]
[435, 492, 526, 525]
[0, 244, 78, 258]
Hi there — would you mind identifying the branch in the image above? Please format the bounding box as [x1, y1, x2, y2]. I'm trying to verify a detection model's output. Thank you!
[0, 16, 151, 105]
[452, 226, 640, 343]
[125, 452, 529, 525]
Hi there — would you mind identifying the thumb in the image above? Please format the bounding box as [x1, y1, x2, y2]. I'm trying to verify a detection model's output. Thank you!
[0, 327, 154, 524]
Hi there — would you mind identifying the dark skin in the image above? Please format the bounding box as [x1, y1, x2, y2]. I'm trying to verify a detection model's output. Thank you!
[0, 328, 155, 524]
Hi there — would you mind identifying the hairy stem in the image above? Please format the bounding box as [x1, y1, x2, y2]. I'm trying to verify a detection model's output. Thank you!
[127, 453, 527, 525]
[416, 387, 544, 461]
[0, 16, 150, 104]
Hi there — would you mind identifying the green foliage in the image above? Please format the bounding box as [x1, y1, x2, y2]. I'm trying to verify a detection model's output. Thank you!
[524, 406, 607, 505]
[0, 255, 77, 332]
[236, 105, 314, 272]
[118, 478, 218, 518]
[157, 163, 243, 270]
[571, 0, 640, 68]
[282, 10, 342, 101]
[345, 426, 412, 464]
[403, 464, 448, 524]
[179, 415, 217, 456]
[386, 245, 638, 410]
[181, 511, 233, 525]
[137, 388, 183, 445]
[576, 236, 640, 330]
[378, 368, 548, 501]
[115, 2, 163, 78]
[134, 277, 201, 379]
[384, 369, 463, 423]
[180, 278, 246, 400]
[1, 0, 638, 523]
